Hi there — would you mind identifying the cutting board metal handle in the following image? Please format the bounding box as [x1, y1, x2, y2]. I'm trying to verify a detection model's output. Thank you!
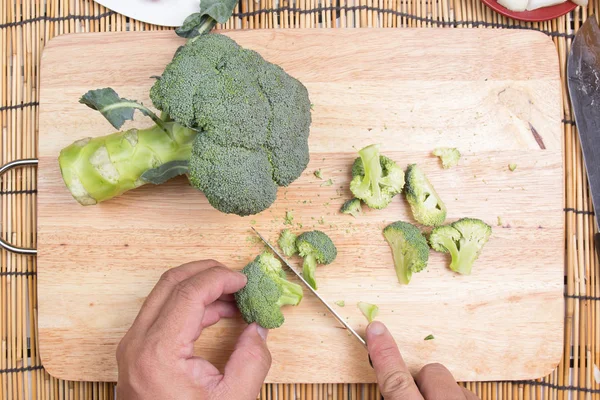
[0, 158, 38, 255]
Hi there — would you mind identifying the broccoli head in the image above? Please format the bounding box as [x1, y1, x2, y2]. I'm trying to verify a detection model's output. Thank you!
[278, 229, 298, 257]
[235, 251, 303, 329]
[404, 164, 447, 226]
[349, 144, 404, 209]
[340, 198, 362, 218]
[296, 230, 337, 289]
[432, 147, 461, 169]
[429, 218, 492, 275]
[383, 221, 430, 285]
[151, 34, 311, 216]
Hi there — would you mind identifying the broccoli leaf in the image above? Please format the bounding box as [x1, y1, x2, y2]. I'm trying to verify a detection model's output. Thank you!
[79, 88, 167, 132]
[140, 160, 189, 185]
[357, 301, 379, 323]
[176, 0, 237, 39]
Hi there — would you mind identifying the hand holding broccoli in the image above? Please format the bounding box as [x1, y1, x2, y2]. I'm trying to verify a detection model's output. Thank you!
[116, 260, 272, 400]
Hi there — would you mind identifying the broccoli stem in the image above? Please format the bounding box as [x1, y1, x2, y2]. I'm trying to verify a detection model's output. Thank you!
[356, 144, 383, 202]
[59, 122, 197, 205]
[435, 235, 477, 275]
[390, 243, 413, 285]
[302, 254, 318, 289]
[276, 279, 304, 306]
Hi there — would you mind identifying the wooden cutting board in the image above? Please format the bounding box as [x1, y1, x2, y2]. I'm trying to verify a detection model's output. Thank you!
[38, 29, 563, 383]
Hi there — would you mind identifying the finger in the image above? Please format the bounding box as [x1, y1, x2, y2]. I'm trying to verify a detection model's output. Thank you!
[415, 363, 464, 400]
[133, 260, 228, 330]
[221, 323, 272, 398]
[366, 321, 424, 400]
[219, 293, 236, 302]
[462, 387, 480, 400]
[201, 300, 239, 327]
[148, 266, 247, 350]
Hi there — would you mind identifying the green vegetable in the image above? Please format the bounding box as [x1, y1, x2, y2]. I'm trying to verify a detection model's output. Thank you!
[350, 144, 404, 209]
[429, 218, 492, 275]
[383, 221, 430, 285]
[509, 163, 517, 171]
[357, 302, 379, 323]
[284, 211, 294, 225]
[424, 334, 435, 340]
[432, 147, 461, 169]
[235, 251, 303, 329]
[497, 216, 503, 226]
[404, 164, 447, 226]
[335, 300, 345, 307]
[314, 169, 323, 179]
[278, 229, 298, 257]
[321, 178, 334, 187]
[340, 198, 362, 218]
[296, 230, 337, 289]
[58, 4, 312, 217]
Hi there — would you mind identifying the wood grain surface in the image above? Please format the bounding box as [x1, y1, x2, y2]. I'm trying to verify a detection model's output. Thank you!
[37, 29, 563, 383]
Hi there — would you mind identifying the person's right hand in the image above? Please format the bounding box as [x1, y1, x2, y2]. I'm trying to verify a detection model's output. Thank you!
[367, 321, 480, 400]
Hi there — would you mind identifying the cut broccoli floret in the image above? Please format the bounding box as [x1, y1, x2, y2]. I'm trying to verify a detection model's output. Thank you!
[383, 221, 430, 285]
[340, 198, 362, 218]
[429, 218, 492, 275]
[357, 302, 379, 323]
[278, 229, 298, 257]
[349, 144, 405, 209]
[296, 230, 337, 289]
[404, 164, 447, 226]
[432, 147, 461, 169]
[235, 251, 303, 329]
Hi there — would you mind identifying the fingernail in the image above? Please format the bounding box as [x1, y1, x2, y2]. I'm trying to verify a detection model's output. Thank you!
[368, 321, 386, 336]
[256, 325, 269, 341]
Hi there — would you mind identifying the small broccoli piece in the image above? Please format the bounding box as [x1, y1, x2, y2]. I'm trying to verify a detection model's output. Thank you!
[509, 163, 517, 171]
[424, 334, 435, 340]
[335, 300, 345, 307]
[296, 230, 337, 289]
[349, 144, 405, 209]
[383, 221, 430, 285]
[340, 198, 362, 218]
[433, 147, 461, 169]
[404, 164, 447, 226]
[235, 251, 303, 329]
[321, 178, 334, 187]
[314, 169, 323, 179]
[278, 229, 298, 257]
[284, 210, 294, 225]
[429, 218, 492, 275]
[357, 302, 379, 323]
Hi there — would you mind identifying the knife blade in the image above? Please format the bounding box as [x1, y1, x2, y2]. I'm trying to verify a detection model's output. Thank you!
[250, 227, 368, 349]
[567, 16, 600, 258]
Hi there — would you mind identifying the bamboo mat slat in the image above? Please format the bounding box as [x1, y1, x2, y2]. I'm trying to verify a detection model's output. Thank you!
[0, 0, 598, 399]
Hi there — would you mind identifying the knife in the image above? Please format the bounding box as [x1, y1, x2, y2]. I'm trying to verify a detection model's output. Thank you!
[567, 16, 600, 259]
[250, 227, 368, 349]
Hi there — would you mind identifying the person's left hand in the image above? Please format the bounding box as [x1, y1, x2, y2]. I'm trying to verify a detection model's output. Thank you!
[116, 260, 272, 400]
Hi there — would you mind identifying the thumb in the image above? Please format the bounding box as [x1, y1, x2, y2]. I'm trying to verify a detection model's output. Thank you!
[222, 323, 272, 398]
[366, 321, 424, 400]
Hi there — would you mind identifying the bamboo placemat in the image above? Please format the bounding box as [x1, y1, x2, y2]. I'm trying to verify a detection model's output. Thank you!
[1, 0, 598, 399]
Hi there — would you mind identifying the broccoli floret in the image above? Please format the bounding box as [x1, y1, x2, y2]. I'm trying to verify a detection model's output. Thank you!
[349, 144, 404, 209]
[429, 218, 492, 275]
[404, 164, 447, 226]
[296, 230, 337, 289]
[383, 221, 430, 285]
[278, 229, 298, 257]
[152, 34, 311, 215]
[357, 302, 379, 323]
[340, 198, 362, 218]
[432, 147, 461, 169]
[235, 251, 303, 329]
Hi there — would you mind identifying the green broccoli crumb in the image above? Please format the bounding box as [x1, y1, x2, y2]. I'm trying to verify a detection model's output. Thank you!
[284, 211, 294, 225]
[250, 219, 257, 225]
[335, 300, 345, 307]
[424, 334, 435, 341]
[497, 216, 503, 226]
[509, 163, 517, 171]
[321, 179, 334, 187]
[318, 217, 325, 225]
[314, 169, 323, 179]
